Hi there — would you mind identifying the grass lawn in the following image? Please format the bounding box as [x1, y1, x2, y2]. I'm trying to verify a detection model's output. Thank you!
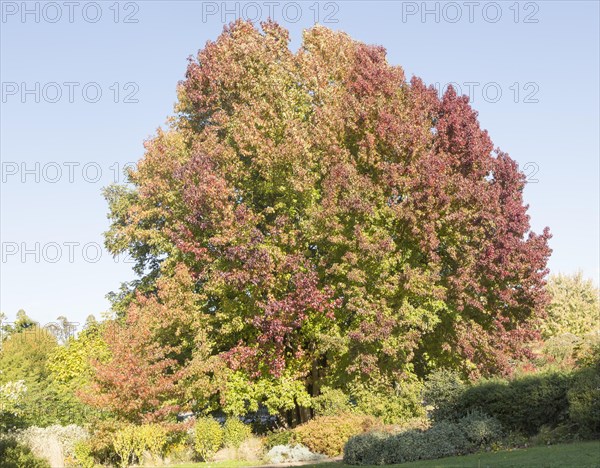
[169, 461, 260, 468]
[169, 441, 600, 468]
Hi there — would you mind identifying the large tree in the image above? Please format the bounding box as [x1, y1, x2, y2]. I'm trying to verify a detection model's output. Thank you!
[100, 21, 551, 422]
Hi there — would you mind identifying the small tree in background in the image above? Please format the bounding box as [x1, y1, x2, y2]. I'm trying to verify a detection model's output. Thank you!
[541, 272, 599, 338]
[0, 324, 57, 427]
[83, 265, 216, 423]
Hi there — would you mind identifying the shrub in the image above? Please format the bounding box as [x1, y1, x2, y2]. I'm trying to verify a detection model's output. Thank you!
[500, 430, 529, 448]
[73, 440, 95, 468]
[568, 366, 600, 436]
[112, 425, 137, 468]
[264, 429, 296, 449]
[163, 428, 195, 465]
[394, 417, 431, 432]
[420, 421, 470, 458]
[294, 413, 380, 457]
[457, 410, 503, 448]
[312, 387, 352, 416]
[343, 415, 503, 465]
[265, 444, 326, 464]
[223, 418, 251, 449]
[530, 423, 576, 446]
[457, 373, 571, 435]
[194, 417, 223, 461]
[426, 371, 573, 435]
[110, 423, 170, 466]
[136, 423, 168, 459]
[17, 424, 88, 468]
[237, 436, 264, 461]
[86, 419, 126, 466]
[0, 435, 50, 468]
[344, 429, 428, 465]
[423, 369, 466, 421]
[343, 432, 390, 466]
[89, 422, 180, 467]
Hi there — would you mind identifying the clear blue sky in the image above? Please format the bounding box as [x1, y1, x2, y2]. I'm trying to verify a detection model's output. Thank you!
[1, 1, 598, 327]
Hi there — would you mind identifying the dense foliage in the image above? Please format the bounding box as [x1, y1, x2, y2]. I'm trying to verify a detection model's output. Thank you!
[82, 267, 210, 423]
[424, 364, 599, 437]
[0, 322, 88, 428]
[223, 417, 252, 448]
[194, 417, 224, 461]
[112, 423, 168, 467]
[567, 363, 600, 436]
[294, 413, 380, 456]
[540, 272, 599, 338]
[97, 20, 551, 424]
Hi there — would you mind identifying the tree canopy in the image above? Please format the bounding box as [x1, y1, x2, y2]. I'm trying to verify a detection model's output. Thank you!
[541, 272, 599, 338]
[97, 21, 551, 423]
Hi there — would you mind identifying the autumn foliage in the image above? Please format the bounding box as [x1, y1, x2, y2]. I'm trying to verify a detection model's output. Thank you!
[93, 21, 551, 422]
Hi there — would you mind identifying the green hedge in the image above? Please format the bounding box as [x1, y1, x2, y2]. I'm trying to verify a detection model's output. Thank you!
[457, 373, 571, 435]
[424, 363, 600, 438]
[568, 366, 600, 436]
[424, 370, 572, 435]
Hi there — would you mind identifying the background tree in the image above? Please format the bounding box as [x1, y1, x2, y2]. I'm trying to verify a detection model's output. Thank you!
[541, 272, 599, 338]
[46, 317, 108, 424]
[0, 310, 94, 428]
[45, 316, 78, 345]
[48, 317, 107, 388]
[533, 272, 599, 371]
[0, 310, 36, 341]
[0, 325, 57, 428]
[0, 312, 7, 350]
[102, 21, 551, 423]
